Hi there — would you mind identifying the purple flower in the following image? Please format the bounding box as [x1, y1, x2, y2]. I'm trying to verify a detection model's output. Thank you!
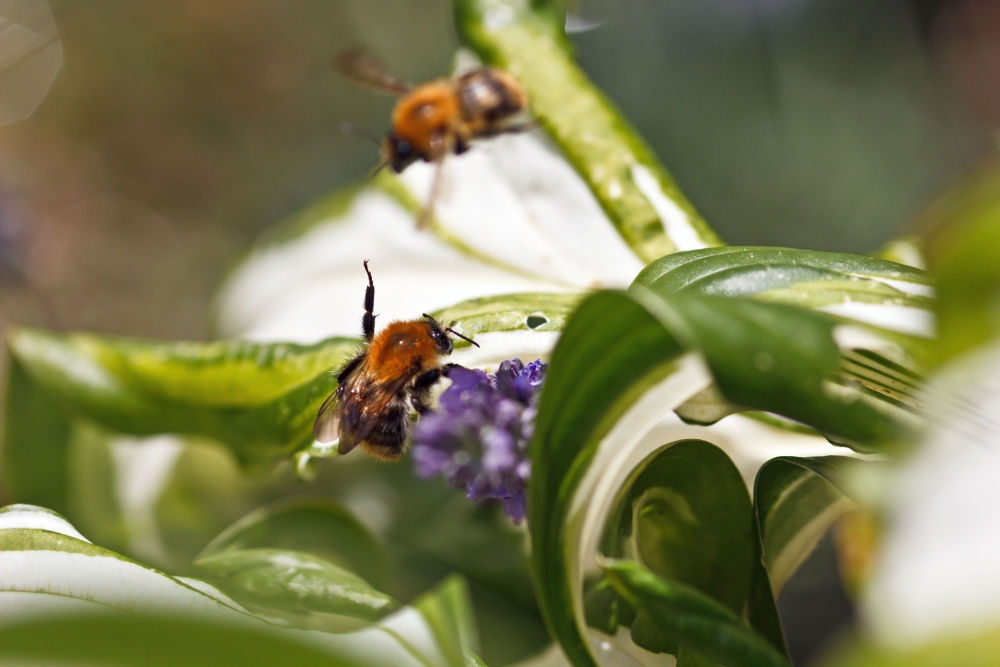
[412, 358, 547, 523]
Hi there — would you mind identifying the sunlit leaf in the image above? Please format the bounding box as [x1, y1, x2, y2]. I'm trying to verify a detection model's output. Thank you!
[5, 328, 352, 466]
[917, 161, 1000, 365]
[454, 0, 722, 262]
[4, 292, 572, 492]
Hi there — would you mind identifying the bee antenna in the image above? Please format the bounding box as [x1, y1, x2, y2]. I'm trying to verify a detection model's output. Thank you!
[446, 327, 480, 348]
[341, 122, 383, 144]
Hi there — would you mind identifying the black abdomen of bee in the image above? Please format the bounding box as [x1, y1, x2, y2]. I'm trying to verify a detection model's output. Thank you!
[364, 397, 410, 457]
[457, 69, 524, 125]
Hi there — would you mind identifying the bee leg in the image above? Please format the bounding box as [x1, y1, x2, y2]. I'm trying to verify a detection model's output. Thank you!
[413, 367, 443, 390]
[362, 260, 376, 341]
[441, 363, 472, 377]
[501, 118, 542, 135]
[410, 369, 443, 416]
[416, 158, 445, 230]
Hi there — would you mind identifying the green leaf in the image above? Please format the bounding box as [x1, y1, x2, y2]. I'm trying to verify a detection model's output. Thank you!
[754, 457, 864, 595]
[3, 355, 73, 514]
[529, 291, 688, 667]
[6, 291, 575, 477]
[454, 0, 722, 261]
[918, 162, 1000, 365]
[405, 496, 536, 612]
[433, 292, 579, 337]
[5, 328, 352, 466]
[0, 503, 488, 667]
[528, 289, 911, 667]
[588, 440, 766, 663]
[65, 421, 130, 555]
[649, 293, 912, 447]
[195, 548, 399, 622]
[635, 247, 932, 433]
[0, 615, 367, 667]
[634, 246, 934, 344]
[604, 559, 791, 667]
[0, 523, 254, 620]
[818, 626, 1000, 667]
[413, 575, 482, 667]
[601, 441, 753, 616]
[747, 457, 871, 654]
[197, 497, 391, 591]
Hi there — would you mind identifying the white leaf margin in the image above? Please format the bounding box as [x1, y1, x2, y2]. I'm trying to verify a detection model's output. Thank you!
[213, 131, 646, 345]
[0, 504, 473, 667]
[556, 350, 859, 667]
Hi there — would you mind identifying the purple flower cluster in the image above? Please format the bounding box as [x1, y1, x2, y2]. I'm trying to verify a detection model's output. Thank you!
[412, 358, 546, 523]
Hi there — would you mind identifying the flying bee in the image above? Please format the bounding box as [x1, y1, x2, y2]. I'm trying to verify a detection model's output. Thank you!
[313, 260, 479, 460]
[333, 46, 533, 228]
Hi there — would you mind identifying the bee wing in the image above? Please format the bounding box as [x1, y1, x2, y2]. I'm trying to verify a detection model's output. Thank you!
[313, 390, 342, 444]
[337, 365, 422, 457]
[333, 47, 411, 96]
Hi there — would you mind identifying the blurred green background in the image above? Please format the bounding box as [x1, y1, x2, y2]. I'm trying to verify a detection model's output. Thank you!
[0, 0, 994, 345]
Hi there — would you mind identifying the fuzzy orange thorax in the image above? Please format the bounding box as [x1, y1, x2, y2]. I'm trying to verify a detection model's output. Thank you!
[366, 320, 441, 380]
[391, 81, 460, 156]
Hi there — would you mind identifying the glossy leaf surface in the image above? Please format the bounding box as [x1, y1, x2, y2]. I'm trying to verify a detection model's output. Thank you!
[635, 246, 934, 343]
[605, 559, 790, 667]
[529, 288, 912, 667]
[195, 548, 399, 622]
[748, 457, 871, 654]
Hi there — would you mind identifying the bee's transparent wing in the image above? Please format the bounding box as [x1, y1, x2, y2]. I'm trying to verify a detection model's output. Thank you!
[313, 391, 341, 444]
[333, 46, 411, 96]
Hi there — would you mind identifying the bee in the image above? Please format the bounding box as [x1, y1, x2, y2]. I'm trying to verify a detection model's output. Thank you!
[313, 260, 479, 460]
[334, 46, 533, 227]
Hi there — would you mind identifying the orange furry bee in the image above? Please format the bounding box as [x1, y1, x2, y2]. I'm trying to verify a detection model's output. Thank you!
[313, 261, 479, 460]
[334, 47, 532, 227]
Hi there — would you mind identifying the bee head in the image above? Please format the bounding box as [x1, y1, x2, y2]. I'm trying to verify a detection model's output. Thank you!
[424, 316, 454, 355]
[384, 133, 419, 173]
[423, 314, 479, 353]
